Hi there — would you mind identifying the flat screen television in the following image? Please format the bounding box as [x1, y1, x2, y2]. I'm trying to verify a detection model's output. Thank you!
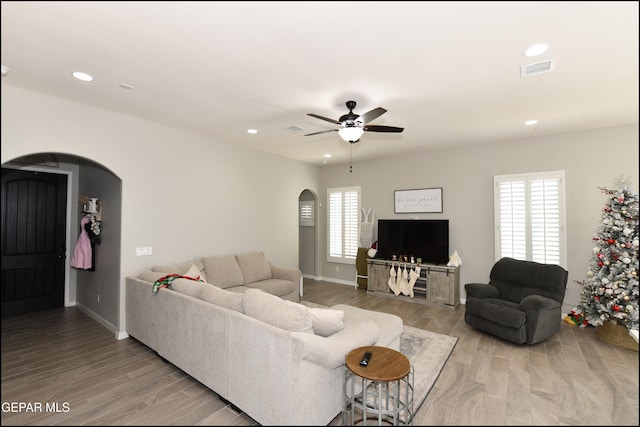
[375, 219, 449, 265]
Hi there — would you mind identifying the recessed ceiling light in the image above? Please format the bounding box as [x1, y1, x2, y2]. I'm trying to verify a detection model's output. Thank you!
[324, 154, 332, 158]
[72, 71, 93, 82]
[524, 43, 548, 57]
[247, 129, 258, 134]
[524, 119, 538, 126]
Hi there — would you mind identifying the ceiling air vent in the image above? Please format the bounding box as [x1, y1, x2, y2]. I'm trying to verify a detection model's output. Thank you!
[288, 125, 305, 133]
[521, 59, 555, 77]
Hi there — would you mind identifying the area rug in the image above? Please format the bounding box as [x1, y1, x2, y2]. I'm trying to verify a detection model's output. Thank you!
[400, 325, 458, 414]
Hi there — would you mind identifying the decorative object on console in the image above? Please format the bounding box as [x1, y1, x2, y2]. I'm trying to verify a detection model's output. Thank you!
[398, 264, 410, 296]
[408, 265, 421, 298]
[360, 208, 374, 248]
[447, 250, 462, 267]
[388, 261, 399, 295]
[367, 240, 378, 259]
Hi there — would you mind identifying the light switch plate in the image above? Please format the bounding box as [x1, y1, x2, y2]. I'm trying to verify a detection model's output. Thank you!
[136, 247, 152, 256]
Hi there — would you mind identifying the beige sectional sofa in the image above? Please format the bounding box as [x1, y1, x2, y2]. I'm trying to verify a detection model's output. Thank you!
[125, 252, 403, 426]
[141, 251, 301, 301]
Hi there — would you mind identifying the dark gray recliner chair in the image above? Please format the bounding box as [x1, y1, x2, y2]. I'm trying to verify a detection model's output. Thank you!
[464, 257, 569, 344]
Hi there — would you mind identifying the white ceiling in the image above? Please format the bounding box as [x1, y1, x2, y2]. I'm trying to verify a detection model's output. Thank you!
[2, 1, 638, 166]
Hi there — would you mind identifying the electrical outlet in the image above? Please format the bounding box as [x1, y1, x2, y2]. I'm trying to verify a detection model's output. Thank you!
[97, 294, 100, 303]
[136, 247, 152, 256]
[335, 265, 339, 272]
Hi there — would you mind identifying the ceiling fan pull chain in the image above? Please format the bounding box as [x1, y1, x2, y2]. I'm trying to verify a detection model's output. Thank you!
[349, 143, 353, 173]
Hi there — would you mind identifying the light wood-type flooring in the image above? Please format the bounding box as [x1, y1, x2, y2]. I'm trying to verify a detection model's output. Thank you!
[1, 279, 638, 425]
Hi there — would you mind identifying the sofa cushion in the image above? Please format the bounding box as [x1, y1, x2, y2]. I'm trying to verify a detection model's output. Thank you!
[200, 284, 244, 312]
[152, 261, 192, 274]
[242, 288, 313, 334]
[171, 278, 207, 299]
[245, 279, 296, 297]
[309, 307, 345, 337]
[202, 255, 245, 289]
[332, 304, 401, 348]
[236, 251, 272, 284]
[465, 297, 526, 328]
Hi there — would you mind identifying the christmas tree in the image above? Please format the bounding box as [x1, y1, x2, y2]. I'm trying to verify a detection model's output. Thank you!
[576, 178, 639, 330]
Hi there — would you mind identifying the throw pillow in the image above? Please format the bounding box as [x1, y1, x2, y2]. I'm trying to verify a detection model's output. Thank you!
[202, 255, 245, 288]
[235, 251, 272, 284]
[242, 288, 313, 334]
[309, 307, 345, 337]
[200, 284, 244, 312]
[182, 263, 202, 281]
[170, 278, 206, 299]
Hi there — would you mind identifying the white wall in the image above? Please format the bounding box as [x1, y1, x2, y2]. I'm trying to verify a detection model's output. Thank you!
[2, 83, 638, 328]
[317, 124, 639, 314]
[1, 85, 321, 334]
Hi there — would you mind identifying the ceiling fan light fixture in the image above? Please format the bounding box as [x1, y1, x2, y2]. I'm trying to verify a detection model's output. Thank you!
[338, 126, 364, 143]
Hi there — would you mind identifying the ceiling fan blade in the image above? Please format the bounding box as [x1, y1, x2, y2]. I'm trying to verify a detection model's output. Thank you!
[308, 113, 341, 125]
[304, 129, 338, 136]
[359, 107, 387, 124]
[363, 125, 404, 133]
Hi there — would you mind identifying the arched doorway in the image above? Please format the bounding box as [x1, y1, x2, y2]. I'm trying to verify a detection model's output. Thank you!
[1, 153, 123, 332]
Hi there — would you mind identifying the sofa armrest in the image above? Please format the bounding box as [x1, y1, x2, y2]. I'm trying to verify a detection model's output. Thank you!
[270, 263, 302, 285]
[465, 282, 499, 299]
[520, 294, 563, 344]
[293, 319, 379, 370]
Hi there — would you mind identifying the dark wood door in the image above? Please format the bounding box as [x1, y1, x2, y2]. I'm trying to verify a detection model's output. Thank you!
[1, 168, 68, 316]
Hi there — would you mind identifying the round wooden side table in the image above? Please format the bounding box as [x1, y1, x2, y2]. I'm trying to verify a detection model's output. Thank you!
[343, 345, 414, 426]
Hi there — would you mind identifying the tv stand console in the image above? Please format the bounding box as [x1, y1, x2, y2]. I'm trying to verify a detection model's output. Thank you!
[366, 258, 460, 308]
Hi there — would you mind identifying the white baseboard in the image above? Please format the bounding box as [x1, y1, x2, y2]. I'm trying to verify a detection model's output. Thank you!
[314, 276, 356, 287]
[75, 303, 125, 340]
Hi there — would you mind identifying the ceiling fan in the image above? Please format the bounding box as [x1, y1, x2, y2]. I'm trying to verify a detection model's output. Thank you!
[305, 100, 404, 143]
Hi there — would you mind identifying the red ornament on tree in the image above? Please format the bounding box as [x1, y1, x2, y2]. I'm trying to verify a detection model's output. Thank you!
[607, 238, 615, 245]
[613, 305, 620, 312]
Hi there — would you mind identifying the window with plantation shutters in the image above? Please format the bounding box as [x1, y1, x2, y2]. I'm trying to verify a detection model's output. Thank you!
[494, 171, 566, 267]
[327, 186, 360, 263]
[299, 201, 314, 226]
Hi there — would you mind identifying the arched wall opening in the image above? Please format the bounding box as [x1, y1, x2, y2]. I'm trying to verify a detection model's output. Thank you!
[1, 152, 123, 334]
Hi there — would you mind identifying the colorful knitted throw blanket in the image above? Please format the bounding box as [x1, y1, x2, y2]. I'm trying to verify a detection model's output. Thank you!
[152, 273, 203, 295]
